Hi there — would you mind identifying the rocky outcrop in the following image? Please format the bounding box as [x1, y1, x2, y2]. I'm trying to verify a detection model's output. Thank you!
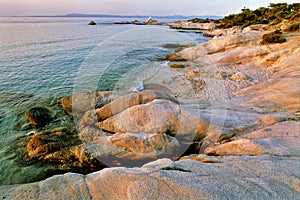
[204, 121, 300, 156]
[6, 20, 299, 200]
[80, 90, 179, 126]
[25, 107, 52, 126]
[96, 99, 211, 141]
[82, 132, 179, 167]
[26, 127, 105, 172]
[166, 53, 187, 62]
[61, 90, 115, 116]
[1, 155, 299, 200]
[169, 21, 215, 30]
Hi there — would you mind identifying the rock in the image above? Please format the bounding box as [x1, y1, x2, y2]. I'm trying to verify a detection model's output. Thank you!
[25, 107, 52, 126]
[96, 99, 212, 141]
[230, 72, 249, 81]
[236, 76, 300, 113]
[169, 64, 186, 70]
[61, 90, 115, 117]
[26, 127, 106, 175]
[204, 121, 300, 156]
[169, 21, 215, 30]
[79, 126, 112, 143]
[80, 90, 178, 126]
[26, 127, 80, 159]
[0, 173, 89, 200]
[161, 43, 195, 49]
[166, 53, 187, 62]
[240, 121, 300, 139]
[179, 154, 221, 163]
[2, 156, 299, 199]
[110, 133, 179, 154]
[257, 114, 285, 126]
[88, 20, 96, 25]
[202, 32, 215, 37]
[82, 132, 179, 167]
[113, 21, 131, 24]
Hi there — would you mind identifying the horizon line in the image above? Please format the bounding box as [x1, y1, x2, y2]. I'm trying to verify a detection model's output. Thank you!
[0, 13, 223, 19]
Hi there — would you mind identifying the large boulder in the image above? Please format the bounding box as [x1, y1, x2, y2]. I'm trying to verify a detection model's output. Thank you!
[25, 107, 52, 126]
[61, 90, 115, 117]
[204, 121, 300, 156]
[80, 90, 178, 126]
[96, 99, 211, 141]
[82, 132, 179, 167]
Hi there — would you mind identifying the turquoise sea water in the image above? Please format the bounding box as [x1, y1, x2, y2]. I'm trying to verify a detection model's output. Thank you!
[0, 17, 209, 185]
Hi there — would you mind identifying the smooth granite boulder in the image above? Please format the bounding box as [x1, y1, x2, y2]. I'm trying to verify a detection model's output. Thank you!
[96, 99, 211, 141]
[61, 90, 115, 117]
[81, 132, 179, 167]
[80, 90, 179, 126]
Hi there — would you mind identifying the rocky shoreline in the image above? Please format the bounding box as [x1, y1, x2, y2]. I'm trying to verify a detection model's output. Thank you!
[1, 15, 300, 199]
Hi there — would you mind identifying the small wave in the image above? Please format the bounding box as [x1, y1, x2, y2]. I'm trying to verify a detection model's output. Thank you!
[132, 78, 144, 92]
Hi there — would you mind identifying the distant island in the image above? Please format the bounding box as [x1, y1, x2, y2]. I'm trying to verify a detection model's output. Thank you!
[23, 13, 222, 20]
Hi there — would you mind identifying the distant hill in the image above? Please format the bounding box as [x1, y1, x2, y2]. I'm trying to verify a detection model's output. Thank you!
[56, 13, 222, 20]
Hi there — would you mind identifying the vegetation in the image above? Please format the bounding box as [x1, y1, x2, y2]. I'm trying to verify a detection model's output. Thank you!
[217, 3, 300, 28]
[284, 22, 300, 32]
[261, 30, 287, 44]
[188, 18, 211, 23]
[161, 166, 192, 172]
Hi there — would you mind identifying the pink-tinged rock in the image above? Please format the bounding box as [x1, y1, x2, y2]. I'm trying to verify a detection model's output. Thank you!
[96, 99, 211, 141]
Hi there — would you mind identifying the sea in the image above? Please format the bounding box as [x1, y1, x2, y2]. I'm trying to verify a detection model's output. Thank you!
[0, 17, 210, 185]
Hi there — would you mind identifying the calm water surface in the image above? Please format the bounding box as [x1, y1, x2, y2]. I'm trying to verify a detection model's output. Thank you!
[0, 17, 209, 185]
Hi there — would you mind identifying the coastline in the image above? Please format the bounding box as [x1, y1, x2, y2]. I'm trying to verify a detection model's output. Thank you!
[1, 14, 300, 200]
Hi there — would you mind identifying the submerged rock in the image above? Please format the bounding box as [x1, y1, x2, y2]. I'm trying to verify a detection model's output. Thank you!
[25, 107, 52, 126]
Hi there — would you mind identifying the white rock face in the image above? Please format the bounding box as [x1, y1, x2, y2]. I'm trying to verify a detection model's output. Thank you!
[1, 156, 299, 200]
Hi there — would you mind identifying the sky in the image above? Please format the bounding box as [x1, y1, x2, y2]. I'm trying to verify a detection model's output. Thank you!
[0, 0, 299, 17]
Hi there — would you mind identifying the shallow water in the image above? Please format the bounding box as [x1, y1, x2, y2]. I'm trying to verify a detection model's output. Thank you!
[0, 17, 210, 185]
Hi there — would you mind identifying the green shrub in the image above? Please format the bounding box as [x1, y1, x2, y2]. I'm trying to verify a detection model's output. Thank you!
[218, 3, 300, 28]
[284, 22, 300, 32]
[261, 32, 286, 44]
[161, 166, 191, 172]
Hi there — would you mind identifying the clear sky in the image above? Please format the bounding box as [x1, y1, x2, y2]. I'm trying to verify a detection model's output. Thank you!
[0, 0, 299, 16]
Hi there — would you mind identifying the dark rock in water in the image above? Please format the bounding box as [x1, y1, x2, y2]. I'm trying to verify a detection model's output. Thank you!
[26, 127, 105, 172]
[25, 107, 52, 126]
[88, 20, 96, 25]
[161, 43, 195, 49]
[166, 54, 187, 62]
[114, 21, 131, 24]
